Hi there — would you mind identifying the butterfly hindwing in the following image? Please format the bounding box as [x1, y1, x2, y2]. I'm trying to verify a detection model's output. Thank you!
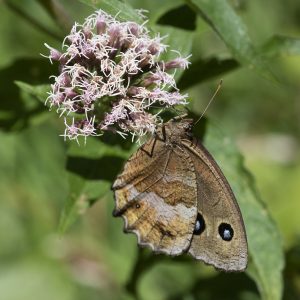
[182, 138, 248, 271]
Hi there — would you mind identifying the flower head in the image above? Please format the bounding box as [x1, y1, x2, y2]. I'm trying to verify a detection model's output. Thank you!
[45, 10, 190, 143]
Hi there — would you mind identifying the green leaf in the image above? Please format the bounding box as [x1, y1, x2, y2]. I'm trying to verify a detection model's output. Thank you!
[177, 57, 239, 90]
[79, 0, 143, 23]
[185, 0, 275, 81]
[0, 122, 68, 251]
[58, 171, 110, 234]
[140, 262, 259, 299]
[261, 35, 300, 57]
[201, 121, 284, 300]
[0, 59, 54, 131]
[0, 3, 60, 68]
[154, 25, 194, 82]
[12, 81, 51, 129]
[59, 137, 131, 233]
[36, 0, 73, 33]
[67, 135, 132, 158]
[15, 81, 50, 104]
[127, 0, 182, 24]
[156, 4, 197, 31]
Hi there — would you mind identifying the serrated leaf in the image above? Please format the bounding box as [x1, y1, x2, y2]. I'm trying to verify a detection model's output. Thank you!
[79, 0, 143, 23]
[200, 121, 284, 300]
[261, 35, 300, 57]
[185, 0, 276, 81]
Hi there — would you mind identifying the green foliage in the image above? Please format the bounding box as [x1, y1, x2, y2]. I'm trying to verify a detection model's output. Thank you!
[80, 0, 143, 23]
[184, 0, 275, 80]
[1, 0, 300, 300]
[262, 35, 300, 57]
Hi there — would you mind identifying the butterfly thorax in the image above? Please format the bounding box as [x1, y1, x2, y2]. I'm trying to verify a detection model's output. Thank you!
[156, 119, 193, 145]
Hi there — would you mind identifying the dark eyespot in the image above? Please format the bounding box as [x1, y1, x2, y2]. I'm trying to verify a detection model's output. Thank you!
[193, 213, 205, 235]
[135, 203, 140, 209]
[218, 223, 234, 241]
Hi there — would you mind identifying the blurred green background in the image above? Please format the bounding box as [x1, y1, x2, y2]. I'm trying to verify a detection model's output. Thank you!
[0, 0, 300, 299]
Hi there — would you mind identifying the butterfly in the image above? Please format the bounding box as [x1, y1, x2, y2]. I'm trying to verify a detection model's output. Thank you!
[112, 116, 248, 271]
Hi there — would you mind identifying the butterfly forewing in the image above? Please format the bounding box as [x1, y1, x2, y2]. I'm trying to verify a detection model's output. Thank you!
[113, 136, 198, 255]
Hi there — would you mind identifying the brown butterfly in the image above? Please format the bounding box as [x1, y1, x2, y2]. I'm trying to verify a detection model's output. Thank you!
[112, 116, 248, 271]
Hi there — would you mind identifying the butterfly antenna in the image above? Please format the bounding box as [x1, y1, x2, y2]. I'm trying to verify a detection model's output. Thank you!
[194, 79, 223, 125]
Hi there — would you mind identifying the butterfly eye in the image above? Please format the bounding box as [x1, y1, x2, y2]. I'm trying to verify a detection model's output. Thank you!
[218, 223, 234, 241]
[183, 123, 191, 130]
[135, 203, 141, 209]
[193, 213, 205, 235]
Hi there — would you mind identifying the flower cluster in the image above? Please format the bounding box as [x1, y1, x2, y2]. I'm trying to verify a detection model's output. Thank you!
[45, 10, 190, 143]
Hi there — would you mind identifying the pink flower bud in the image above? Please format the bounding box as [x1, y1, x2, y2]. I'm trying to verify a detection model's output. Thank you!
[50, 48, 62, 61]
[58, 73, 71, 87]
[127, 23, 139, 36]
[108, 24, 122, 46]
[83, 27, 92, 39]
[96, 15, 107, 34]
[164, 57, 191, 70]
[148, 42, 160, 55]
[64, 88, 78, 99]
[44, 43, 62, 62]
[127, 86, 142, 96]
